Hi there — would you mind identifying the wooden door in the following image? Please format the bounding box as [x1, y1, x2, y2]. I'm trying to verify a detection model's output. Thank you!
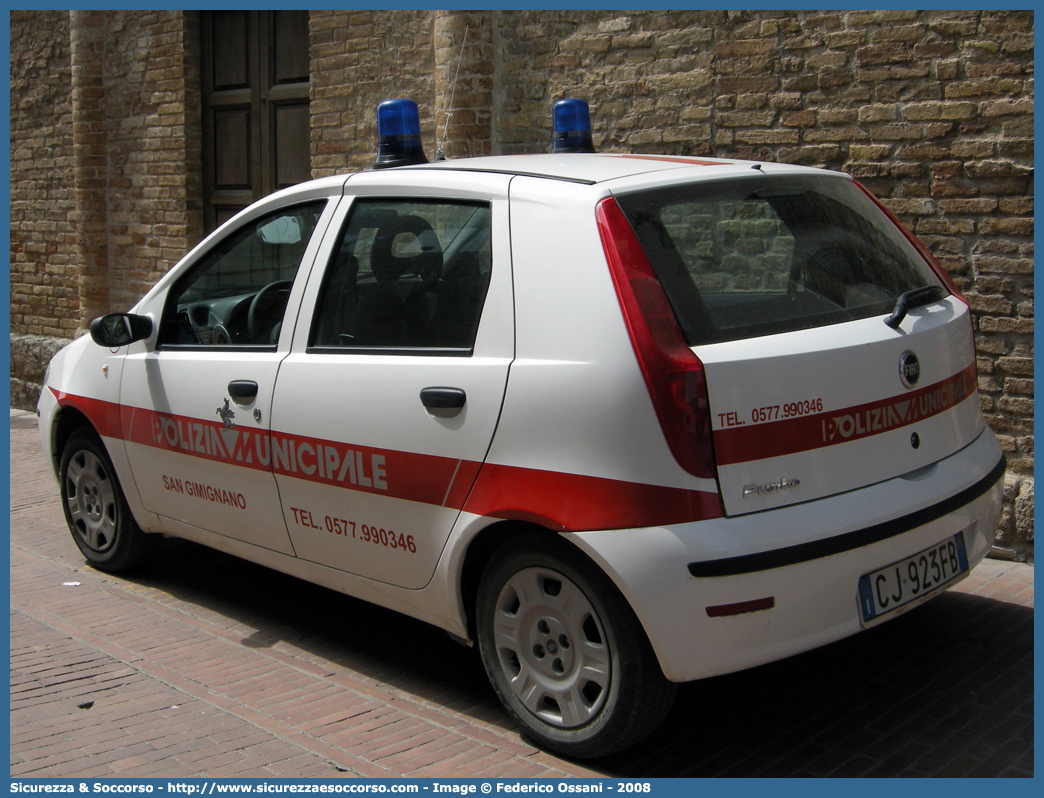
[201, 11, 311, 232]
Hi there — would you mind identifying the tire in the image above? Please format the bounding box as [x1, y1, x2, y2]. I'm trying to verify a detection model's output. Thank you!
[59, 428, 158, 572]
[476, 535, 676, 758]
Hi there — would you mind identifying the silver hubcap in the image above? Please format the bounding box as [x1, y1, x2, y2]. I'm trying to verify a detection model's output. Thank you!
[65, 449, 118, 553]
[493, 566, 611, 728]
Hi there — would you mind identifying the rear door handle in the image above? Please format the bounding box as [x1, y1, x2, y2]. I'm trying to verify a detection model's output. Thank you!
[420, 387, 466, 410]
[228, 380, 259, 404]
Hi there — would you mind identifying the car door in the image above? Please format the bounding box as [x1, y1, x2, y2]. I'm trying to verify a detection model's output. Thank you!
[119, 197, 338, 554]
[272, 175, 514, 588]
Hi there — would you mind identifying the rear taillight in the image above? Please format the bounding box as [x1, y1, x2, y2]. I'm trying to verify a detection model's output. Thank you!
[596, 196, 716, 479]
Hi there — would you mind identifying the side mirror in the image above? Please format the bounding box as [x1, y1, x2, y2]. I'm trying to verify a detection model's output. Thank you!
[89, 313, 153, 348]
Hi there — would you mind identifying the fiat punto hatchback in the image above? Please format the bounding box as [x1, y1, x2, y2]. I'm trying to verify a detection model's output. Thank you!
[39, 100, 1005, 757]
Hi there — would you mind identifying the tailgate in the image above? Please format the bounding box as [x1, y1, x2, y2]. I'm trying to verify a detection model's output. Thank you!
[612, 169, 985, 516]
[699, 297, 983, 515]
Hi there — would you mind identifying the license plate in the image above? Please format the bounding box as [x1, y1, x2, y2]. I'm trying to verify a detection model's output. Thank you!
[858, 531, 969, 624]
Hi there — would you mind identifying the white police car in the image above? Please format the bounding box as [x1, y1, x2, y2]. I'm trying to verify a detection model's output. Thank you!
[39, 99, 1005, 757]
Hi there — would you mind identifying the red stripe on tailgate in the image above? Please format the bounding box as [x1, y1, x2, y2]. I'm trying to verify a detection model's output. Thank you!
[713, 363, 978, 466]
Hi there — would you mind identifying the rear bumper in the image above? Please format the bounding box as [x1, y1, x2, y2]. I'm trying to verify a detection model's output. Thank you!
[569, 428, 1005, 683]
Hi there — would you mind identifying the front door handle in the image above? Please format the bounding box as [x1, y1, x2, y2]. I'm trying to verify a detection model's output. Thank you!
[420, 387, 466, 410]
[228, 380, 259, 404]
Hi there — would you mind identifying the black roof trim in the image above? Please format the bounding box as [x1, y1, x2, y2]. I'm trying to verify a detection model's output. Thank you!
[399, 165, 598, 186]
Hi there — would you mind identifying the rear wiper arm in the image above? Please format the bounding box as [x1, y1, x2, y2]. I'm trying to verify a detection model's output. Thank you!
[885, 285, 945, 329]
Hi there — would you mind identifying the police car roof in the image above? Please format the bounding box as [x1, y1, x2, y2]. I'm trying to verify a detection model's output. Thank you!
[395, 152, 829, 186]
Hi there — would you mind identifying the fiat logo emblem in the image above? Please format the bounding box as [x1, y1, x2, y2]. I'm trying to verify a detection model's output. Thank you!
[899, 350, 920, 388]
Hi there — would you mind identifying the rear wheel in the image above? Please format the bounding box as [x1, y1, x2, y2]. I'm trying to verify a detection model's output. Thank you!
[59, 428, 158, 572]
[476, 535, 675, 758]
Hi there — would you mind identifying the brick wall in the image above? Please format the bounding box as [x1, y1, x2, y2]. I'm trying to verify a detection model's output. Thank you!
[10, 11, 78, 338]
[9, 10, 1033, 547]
[100, 11, 204, 312]
[308, 10, 494, 171]
[310, 10, 437, 175]
[9, 10, 203, 334]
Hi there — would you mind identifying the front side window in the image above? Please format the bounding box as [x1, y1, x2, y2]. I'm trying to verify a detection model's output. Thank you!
[310, 199, 493, 354]
[158, 201, 326, 348]
[616, 175, 944, 345]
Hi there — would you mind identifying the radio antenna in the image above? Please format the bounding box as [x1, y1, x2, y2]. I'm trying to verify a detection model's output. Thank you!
[435, 23, 468, 161]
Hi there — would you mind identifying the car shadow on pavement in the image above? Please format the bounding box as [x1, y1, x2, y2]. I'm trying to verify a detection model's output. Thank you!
[114, 536, 1032, 778]
[118, 536, 511, 721]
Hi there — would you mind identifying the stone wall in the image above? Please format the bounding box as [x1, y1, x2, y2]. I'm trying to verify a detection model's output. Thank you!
[100, 11, 204, 314]
[9, 10, 1033, 548]
[10, 334, 70, 412]
[10, 11, 78, 339]
[9, 10, 203, 338]
[310, 10, 439, 174]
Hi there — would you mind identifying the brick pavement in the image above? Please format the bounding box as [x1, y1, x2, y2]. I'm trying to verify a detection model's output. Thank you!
[10, 409, 1034, 777]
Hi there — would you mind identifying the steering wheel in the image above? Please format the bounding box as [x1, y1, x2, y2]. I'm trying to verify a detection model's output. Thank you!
[212, 323, 233, 345]
[247, 280, 293, 343]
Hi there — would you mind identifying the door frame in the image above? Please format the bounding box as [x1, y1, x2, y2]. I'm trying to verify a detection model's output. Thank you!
[200, 10, 311, 232]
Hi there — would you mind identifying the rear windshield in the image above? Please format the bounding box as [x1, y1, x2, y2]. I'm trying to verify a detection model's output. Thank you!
[614, 174, 944, 345]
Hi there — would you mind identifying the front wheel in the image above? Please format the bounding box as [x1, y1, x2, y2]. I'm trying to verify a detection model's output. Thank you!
[59, 428, 158, 572]
[476, 536, 676, 758]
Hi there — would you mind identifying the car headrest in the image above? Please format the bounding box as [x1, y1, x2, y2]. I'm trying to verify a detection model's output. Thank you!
[371, 214, 443, 284]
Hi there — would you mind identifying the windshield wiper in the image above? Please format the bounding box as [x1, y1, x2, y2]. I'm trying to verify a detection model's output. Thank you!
[885, 285, 945, 329]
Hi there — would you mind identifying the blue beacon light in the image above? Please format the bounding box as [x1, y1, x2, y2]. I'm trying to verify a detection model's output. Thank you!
[373, 98, 428, 169]
[552, 98, 596, 154]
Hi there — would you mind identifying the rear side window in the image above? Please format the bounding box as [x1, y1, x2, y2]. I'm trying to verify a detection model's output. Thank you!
[614, 175, 944, 345]
[310, 199, 492, 354]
